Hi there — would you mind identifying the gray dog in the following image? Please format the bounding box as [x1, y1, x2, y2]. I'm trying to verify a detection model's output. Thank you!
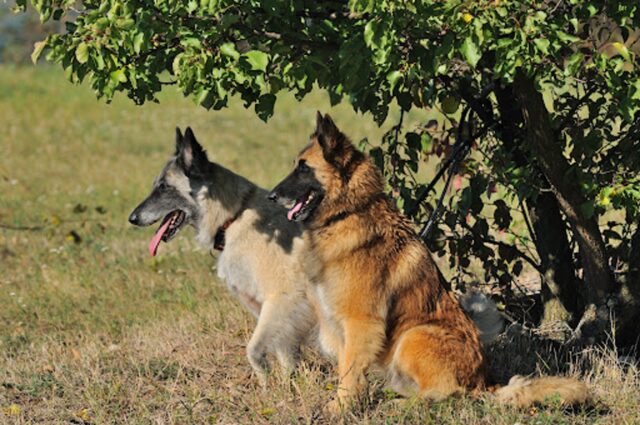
[129, 128, 316, 383]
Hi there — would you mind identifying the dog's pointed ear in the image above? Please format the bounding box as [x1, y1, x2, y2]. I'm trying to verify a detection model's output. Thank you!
[174, 127, 184, 155]
[314, 112, 345, 159]
[315, 110, 324, 133]
[177, 127, 208, 172]
[315, 112, 339, 140]
[321, 113, 338, 137]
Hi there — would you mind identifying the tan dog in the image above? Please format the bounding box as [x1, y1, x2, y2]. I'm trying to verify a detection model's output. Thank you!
[268, 112, 590, 410]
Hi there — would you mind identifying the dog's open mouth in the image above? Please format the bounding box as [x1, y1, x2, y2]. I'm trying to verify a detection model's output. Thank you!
[286, 191, 320, 222]
[148, 210, 186, 256]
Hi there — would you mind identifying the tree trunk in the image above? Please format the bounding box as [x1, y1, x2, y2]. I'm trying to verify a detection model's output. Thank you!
[513, 71, 615, 339]
[527, 195, 582, 325]
[494, 82, 582, 327]
[618, 224, 640, 345]
[628, 224, 640, 292]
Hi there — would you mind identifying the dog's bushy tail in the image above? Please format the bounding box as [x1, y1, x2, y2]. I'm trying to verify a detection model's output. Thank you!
[493, 375, 591, 407]
[459, 291, 504, 345]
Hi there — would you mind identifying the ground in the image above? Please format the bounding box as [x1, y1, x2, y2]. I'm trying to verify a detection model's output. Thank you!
[0, 66, 638, 424]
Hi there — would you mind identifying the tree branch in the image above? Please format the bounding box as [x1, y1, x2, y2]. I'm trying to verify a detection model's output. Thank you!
[513, 70, 614, 305]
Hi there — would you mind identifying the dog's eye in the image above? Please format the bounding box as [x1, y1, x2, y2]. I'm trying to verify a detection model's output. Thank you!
[297, 161, 310, 173]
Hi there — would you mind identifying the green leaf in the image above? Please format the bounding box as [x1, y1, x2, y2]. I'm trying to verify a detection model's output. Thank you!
[14, 0, 26, 11]
[565, 52, 584, 75]
[405, 132, 421, 151]
[35, 3, 52, 22]
[421, 133, 432, 152]
[493, 200, 512, 230]
[460, 37, 481, 68]
[498, 244, 516, 263]
[243, 50, 269, 72]
[95, 17, 109, 31]
[181, 38, 202, 49]
[133, 32, 145, 54]
[94, 51, 105, 70]
[556, 31, 579, 43]
[364, 20, 376, 48]
[220, 43, 240, 60]
[110, 69, 128, 84]
[118, 18, 135, 30]
[533, 38, 550, 55]
[512, 260, 523, 276]
[369, 147, 384, 171]
[255, 94, 276, 121]
[31, 40, 47, 64]
[386, 70, 402, 93]
[441, 95, 460, 114]
[196, 88, 212, 107]
[75, 42, 89, 64]
[172, 53, 185, 75]
[611, 42, 631, 62]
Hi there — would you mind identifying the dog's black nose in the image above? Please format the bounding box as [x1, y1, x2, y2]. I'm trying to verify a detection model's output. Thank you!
[267, 191, 278, 202]
[128, 211, 140, 225]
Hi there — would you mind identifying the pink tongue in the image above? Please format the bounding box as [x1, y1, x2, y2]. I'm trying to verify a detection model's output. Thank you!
[149, 219, 172, 257]
[287, 202, 304, 221]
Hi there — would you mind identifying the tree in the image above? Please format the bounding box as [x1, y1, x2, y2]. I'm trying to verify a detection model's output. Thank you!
[0, 2, 62, 63]
[19, 0, 640, 344]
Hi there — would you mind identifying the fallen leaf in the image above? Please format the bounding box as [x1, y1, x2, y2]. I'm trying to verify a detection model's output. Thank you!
[2, 404, 21, 416]
[65, 230, 82, 244]
[259, 407, 276, 416]
[50, 214, 61, 226]
[74, 408, 92, 422]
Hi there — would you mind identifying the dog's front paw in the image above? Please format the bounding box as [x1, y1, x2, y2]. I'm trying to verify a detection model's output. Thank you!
[255, 370, 269, 389]
[325, 394, 360, 416]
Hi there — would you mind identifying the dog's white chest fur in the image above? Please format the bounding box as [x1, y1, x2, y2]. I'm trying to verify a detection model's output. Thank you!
[315, 285, 344, 358]
[315, 286, 334, 319]
[217, 250, 262, 317]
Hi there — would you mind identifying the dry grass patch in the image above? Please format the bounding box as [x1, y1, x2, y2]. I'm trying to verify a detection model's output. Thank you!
[2, 317, 638, 424]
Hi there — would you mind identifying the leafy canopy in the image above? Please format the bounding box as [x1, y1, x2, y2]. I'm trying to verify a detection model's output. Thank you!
[21, 1, 638, 119]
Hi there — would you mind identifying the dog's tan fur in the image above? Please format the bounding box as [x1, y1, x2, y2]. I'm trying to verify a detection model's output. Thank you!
[273, 113, 589, 410]
[494, 375, 591, 407]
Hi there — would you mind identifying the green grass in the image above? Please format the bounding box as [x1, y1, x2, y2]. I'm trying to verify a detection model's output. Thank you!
[0, 65, 638, 424]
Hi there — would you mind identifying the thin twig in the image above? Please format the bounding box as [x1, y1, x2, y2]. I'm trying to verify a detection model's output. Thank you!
[455, 217, 542, 273]
[390, 110, 405, 191]
[556, 83, 598, 132]
[519, 197, 538, 247]
[480, 238, 542, 273]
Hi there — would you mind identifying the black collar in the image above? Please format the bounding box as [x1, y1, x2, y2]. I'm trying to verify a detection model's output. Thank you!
[213, 187, 255, 251]
[213, 217, 235, 251]
[316, 192, 387, 230]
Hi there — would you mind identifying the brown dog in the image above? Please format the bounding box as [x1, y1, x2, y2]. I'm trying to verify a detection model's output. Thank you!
[269, 112, 589, 410]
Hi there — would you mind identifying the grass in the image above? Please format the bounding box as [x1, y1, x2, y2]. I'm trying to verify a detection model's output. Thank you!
[0, 65, 638, 424]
